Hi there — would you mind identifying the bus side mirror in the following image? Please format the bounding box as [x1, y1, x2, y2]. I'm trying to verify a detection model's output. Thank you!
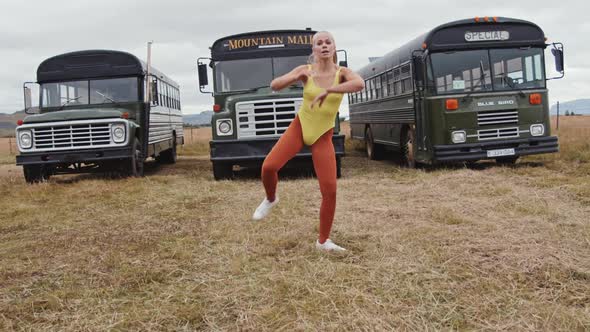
[24, 87, 32, 111]
[23, 82, 40, 114]
[412, 55, 425, 88]
[552, 48, 564, 73]
[548, 43, 565, 80]
[198, 63, 208, 87]
[336, 49, 348, 68]
[150, 77, 159, 105]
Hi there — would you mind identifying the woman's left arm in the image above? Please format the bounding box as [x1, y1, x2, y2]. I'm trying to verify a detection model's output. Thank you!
[311, 67, 365, 108]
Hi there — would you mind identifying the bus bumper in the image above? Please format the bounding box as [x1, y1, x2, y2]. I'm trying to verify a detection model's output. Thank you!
[433, 136, 559, 162]
[210, 134, 346, 162]
[16, 147, 133, 166]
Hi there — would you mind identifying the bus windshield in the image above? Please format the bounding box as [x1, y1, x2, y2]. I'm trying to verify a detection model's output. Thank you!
[430, 47, 545, 94]
[214, 55, 308, 92]
[41, 77, 139, 108]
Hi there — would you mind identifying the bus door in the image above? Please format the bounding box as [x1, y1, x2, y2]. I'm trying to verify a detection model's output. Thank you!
[412, 52, 427, 153]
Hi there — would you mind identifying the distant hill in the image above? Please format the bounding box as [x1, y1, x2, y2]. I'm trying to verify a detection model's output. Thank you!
[550, 99, 590, 115]
[0, 110, 26, 129]
[1, 110, 215, 128]
[183, 111, 213, 126]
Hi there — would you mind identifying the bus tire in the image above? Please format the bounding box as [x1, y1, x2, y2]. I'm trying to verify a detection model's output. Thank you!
[213, 161, 233, 180]
[400, 126, 416, 168]
[365, 127, 384, 160]
[496, 156, 518, 165]
[158, 136, 177, 164]
[125, 138, 144, 177]
[23, 165, 50, 183]
[336, 156, 342, 178]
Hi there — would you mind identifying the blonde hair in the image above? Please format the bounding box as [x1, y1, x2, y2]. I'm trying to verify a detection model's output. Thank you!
[308, 31, 338, 65]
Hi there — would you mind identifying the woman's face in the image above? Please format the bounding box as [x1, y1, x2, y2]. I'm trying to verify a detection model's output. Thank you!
[312, 32, 335, 62]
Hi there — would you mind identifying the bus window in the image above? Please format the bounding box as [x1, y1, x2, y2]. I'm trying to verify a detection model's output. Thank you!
[359, 85, 364, 102]
[375, 76, 382, 99]
[490, 48, 545, 91]
[393, 68, 402, 95]
[215, 58, 273, 92]
[386, 70, 394, 96]
[158, 80, 164, 106]
[41, 80, 89, 107]
[381, 73, 388, 96]
[401, 64, 412, 93]
[462, 70, 472, 91]
[167, 84, 172, 108]
[430, 50, 492, 94]
[89, 77, 138, 104]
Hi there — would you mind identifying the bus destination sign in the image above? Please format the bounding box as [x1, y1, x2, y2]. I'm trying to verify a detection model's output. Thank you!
[224, 34, 313, 51]
[464, 31, 510, 42]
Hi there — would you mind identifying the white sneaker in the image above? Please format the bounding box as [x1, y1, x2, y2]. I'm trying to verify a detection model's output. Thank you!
[252, 197, 279, 220]
[316, 239, 347, 252]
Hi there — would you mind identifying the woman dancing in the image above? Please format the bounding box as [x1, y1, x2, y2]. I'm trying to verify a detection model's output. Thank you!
[252, 31, 365, 251]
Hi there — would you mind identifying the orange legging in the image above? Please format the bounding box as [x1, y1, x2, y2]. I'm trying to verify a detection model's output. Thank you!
[261, 116, 337, 244]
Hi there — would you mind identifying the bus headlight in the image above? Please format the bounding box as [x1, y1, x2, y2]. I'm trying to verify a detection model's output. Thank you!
[18, 130, 33, 149]
[111, 124, 126, 143]
[530, 124, 544, 136]
[451, 130, 466, 143]
[216, 119, 233, 136]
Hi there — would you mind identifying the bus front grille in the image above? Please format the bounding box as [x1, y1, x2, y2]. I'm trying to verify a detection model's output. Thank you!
[477, 110, 518, 126]
[23, 119, 129, 152]
[477, 127, 519, 141]
[235, 98, 301, 138]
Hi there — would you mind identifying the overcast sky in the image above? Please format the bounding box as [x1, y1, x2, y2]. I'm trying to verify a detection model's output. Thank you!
[1, 0, 588, 115]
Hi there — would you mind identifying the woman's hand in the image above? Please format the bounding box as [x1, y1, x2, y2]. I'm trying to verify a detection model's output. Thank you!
[317, 67, 365, 94]
[310, 90, 329, 109]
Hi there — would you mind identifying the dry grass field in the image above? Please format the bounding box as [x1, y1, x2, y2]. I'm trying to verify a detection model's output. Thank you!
[0, 117, 589, 331]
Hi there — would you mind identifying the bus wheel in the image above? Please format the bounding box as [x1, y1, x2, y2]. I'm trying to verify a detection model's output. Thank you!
[496, 156, 518, 165]
[401, 126, 416, 168]
[158, 137, 177, 164]
[213, 161, 233, 180]
[365, 128, 383, 160]
[336, 156, 342, 179]
[126, 138, 144, 177]
[23, 165, 50, 183]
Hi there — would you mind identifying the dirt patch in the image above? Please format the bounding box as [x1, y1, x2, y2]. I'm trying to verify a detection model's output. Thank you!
[0, 164, 19, 178]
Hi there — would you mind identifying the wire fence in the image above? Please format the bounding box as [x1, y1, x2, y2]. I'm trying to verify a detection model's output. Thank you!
[0, 137, 17, 155]
[182, 127, 212, 145]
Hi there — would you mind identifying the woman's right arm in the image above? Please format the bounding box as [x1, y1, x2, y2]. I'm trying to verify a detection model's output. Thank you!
[270, 65, 309, 91]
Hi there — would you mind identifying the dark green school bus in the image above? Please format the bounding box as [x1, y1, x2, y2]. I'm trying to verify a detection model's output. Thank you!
[16, 49, 183, 183]
[349, 17, 564, 166]
[197, 29, 346, 180]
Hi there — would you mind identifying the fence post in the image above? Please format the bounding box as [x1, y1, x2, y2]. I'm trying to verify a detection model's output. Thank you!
[9, 137, 13, 155]
[556, 101, 560, 130]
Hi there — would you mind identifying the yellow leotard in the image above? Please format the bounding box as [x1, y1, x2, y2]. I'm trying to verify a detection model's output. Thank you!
[297, 65, 344, 145]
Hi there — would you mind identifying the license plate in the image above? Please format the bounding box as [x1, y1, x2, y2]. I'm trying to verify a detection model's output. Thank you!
[487, 148, 515, 158]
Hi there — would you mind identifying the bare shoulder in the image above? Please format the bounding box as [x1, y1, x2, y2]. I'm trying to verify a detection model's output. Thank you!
[339, 66, 354, 75]
[339, 66, 355, 81]
[294, 64, 309, 73]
